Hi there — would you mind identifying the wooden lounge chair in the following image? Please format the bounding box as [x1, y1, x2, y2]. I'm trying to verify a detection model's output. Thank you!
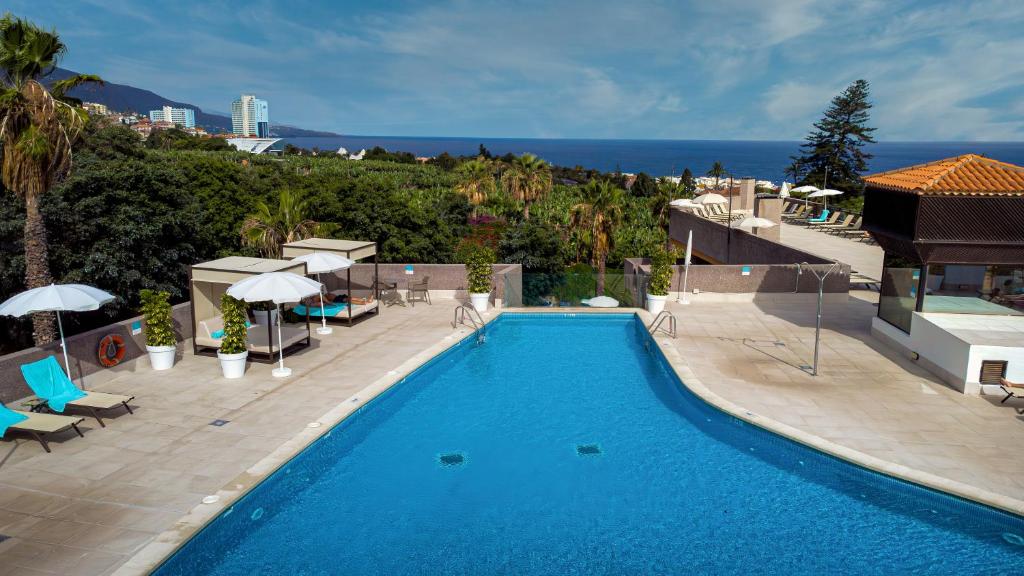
[21, 356, 135, 427]
[826, 216, 862, 235]
[1, 402, 85, 453]
[782, 205, 807, 220]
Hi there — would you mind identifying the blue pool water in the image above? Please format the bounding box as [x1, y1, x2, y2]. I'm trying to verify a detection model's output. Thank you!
[157, 314, 1024, 575]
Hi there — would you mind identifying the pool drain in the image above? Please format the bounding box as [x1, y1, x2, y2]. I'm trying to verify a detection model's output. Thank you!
[576, 444, 601, 456]
[439, 452, 465, 467]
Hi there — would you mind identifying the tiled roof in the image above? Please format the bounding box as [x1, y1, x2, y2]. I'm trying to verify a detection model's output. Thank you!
[863, 154, 1024, 195]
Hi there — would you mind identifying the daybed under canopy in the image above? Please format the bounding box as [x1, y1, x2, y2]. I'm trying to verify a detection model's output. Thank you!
[281, 238, 380, 326]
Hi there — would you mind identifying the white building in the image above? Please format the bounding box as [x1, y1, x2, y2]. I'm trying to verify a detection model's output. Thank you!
[148, 106, 196, 128]
[231, 95, 270, 138]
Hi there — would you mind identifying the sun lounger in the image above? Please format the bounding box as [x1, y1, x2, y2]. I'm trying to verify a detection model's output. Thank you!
[803, 210, 837, 227]
[20, 356, 134, 427]
[825, 216, 862, 234]
[814, 214, 853, 231]
[782, 205, 808, 220]
[1, 402, 84, 453]
[998, 378, 1024, 404]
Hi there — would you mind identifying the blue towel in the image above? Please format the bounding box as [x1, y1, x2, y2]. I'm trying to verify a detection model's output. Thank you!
[20, 356, 86, 413]
[808, 209, 830, 222]
[293, 302, 347, 317]
[0, 403, 28, 437]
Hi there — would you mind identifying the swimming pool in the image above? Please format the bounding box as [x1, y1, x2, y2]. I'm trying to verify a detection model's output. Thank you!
[156, 313, 1024, 575]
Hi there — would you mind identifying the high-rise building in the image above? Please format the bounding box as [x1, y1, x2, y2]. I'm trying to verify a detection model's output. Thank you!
[148, 105, 196, 128]
[231, 94, 270, 137]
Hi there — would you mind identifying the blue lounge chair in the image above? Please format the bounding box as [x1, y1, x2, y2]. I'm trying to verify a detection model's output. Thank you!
[1, 401, 84, 453]
[21, 356, 134, 427]
[805, 209, 830, 224]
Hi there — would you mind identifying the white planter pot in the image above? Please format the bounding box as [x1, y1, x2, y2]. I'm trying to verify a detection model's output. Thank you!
[646, 293, 668, 316]
[252, 309, 278, 327]
[217, 350, 248, 379]
[469, 293, 489, 313]
[146, 345, 176, 371]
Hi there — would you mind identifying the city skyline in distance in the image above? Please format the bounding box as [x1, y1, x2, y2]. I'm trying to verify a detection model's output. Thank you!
[8, 0, 1024, 142]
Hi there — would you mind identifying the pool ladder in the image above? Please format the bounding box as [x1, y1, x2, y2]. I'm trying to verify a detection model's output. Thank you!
[648, 310, 677, 339]
[453, 304, 487, 343]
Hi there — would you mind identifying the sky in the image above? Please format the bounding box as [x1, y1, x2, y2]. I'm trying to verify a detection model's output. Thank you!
[10, 0, 1024, 141]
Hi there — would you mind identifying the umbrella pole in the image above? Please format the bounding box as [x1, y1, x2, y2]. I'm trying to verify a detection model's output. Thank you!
[316, 273, 330, 334]
[56, 311, 71, 378]
[272, 303, 291, 378]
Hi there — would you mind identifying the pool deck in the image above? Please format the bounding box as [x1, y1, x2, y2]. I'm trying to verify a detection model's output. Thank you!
[0, 294, 1022, 575]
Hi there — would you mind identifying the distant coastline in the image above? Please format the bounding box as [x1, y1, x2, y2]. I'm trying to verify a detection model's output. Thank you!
[281, 136, 1024, 182]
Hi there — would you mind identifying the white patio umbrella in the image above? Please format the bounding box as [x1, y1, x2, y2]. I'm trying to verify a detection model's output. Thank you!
[0, 284, 115, 378]
[778, 182, 792, 198]
[807, 188, 843, 210]
[669, 198, 695, 207]
[290, 252, 354, 336]
[790, 185, 819, 208]
[692, 193, 728, 205]
[738, 216, 777, 229]
[227, 272, 323, 378]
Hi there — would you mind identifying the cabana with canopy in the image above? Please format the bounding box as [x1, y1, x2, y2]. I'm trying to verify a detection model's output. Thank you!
[189, 256, 312, 361]
[281, 238, 380, 326]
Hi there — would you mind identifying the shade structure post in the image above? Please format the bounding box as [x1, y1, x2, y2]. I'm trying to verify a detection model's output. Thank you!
[56, 311, 71, 378]
[272, 303, 291, 378]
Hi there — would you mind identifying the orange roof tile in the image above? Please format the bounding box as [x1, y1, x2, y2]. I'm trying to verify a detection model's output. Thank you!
[863, 154, 1024, 195]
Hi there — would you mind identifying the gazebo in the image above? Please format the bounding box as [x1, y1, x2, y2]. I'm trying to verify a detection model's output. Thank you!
[281, 238, 380, 326]
[189, 256, 312, 360]
[862, 154, 1024, 393]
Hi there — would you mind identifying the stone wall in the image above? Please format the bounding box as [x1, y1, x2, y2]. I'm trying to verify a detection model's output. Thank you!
[669, 207, 833, 265]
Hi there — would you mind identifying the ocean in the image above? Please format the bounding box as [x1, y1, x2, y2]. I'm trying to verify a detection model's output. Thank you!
[281, 136, 1024, 183]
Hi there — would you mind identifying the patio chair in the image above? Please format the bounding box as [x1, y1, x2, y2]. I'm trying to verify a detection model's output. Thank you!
[998, 378, 1024, 405]
[20, 356, 135, 427]
[408, 276, 431, 306]
[1, 401, 84, 453]
[827, 216, 862, 235]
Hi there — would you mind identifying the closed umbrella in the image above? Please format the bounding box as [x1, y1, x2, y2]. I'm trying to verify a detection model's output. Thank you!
[227, 272, 322, 378]
[290, 252, 354, 336]
[0, 284, 115, 378]
[779, 182, 792, 198]
[807, 188, 843, 210]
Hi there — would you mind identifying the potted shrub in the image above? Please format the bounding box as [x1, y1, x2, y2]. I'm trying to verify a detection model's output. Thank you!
[250, 301, 277, 327]
[465, 246, 495, 313]
[218, 294, 249, 379]
[646, 247, 675, 315]
[140, 289, 177, 370]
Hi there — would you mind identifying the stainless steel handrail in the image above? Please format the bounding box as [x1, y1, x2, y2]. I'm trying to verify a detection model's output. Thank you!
[648, 310, 677, 339]
[452, 304, 481, 331]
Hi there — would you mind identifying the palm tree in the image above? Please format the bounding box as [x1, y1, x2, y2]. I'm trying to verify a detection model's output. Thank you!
[501, 153, 551, 220]
[0, 14, 102, 345]
[240, 189, 338, 258]
[455, 157, 495, 208]
[706, 161, 726, 189]
[651, 178, 678, 232]
[571, 180, 624, 296]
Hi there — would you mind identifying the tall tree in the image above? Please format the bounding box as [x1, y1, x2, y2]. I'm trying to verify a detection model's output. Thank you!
[571, 180, 624, 296]
[0, 13, 101, 345]
[240, 189, 337, 259]
[679, 168, 697, 197]
[454, 157, 495, 208]
[706, 161, 726, 189]
[501, 153, 552, 220]
[791, 79, 876, 192]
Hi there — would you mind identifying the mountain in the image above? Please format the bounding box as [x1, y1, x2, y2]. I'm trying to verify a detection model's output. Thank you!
[47, 68, 341, 138]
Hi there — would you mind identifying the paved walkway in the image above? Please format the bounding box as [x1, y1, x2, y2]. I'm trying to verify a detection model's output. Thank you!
[779, 222, 883, 281]
[663, 292, 1024, 501]
[0, 295, 1022, 575]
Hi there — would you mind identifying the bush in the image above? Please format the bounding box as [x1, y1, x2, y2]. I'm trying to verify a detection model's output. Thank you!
[220, 294, 248, 354]
[139, 289, 175, 347]
[463, 244, 495, 294]
[648, 247, 676, 296]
